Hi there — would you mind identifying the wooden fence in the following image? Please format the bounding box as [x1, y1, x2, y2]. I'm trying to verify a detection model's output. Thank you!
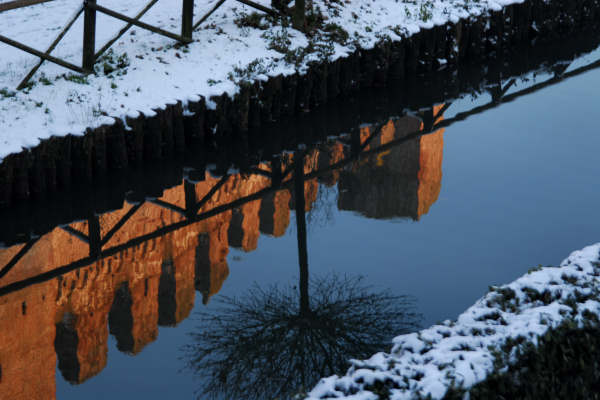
[0, 0, 280, 89]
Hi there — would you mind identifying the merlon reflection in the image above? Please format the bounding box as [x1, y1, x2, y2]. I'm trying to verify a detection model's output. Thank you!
[0, 108, 445, 399]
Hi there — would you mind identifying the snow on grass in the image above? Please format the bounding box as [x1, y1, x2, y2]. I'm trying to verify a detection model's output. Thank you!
[306, 243, 600, 399]
[0, 0, 521, 162]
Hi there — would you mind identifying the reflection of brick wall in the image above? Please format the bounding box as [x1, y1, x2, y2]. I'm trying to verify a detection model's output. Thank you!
[0, 160, 306, 398]
[0, 110, 444, 398]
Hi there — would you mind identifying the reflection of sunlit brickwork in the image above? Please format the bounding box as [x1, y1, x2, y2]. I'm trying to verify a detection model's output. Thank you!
[228, 201, 262, 252]
[0, 108, 445, 398]
[0, 228, 90, 288]
[259, 189, 292, 237]
[0, 282, 57, 400]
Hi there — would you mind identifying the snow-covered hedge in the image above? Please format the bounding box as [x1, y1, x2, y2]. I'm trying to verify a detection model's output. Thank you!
[307, 244, 600, 400]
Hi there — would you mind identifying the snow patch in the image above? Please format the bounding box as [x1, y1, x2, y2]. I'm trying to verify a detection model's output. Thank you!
[0, 0, 525, 162]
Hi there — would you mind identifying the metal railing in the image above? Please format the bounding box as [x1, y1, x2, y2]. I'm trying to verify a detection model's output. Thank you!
[0, 0, 280, 89]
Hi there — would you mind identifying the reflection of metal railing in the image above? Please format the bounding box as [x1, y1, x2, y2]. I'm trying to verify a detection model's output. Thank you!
[0, 53, 599, 297]
[0, 124, 384, 296]
[0, 0, 279, 89]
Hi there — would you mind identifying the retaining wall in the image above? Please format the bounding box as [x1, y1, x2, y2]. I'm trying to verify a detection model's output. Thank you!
[0, 0, 599, 208]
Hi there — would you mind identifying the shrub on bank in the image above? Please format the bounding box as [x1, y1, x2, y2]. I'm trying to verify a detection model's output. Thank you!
[445, 321, 600, 400]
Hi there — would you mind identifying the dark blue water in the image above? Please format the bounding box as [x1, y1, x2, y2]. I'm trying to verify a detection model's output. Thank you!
[1, 40, 600, 400]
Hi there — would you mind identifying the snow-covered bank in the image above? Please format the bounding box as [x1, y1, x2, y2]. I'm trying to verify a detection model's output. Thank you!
[307, 243, 600, 400]
[0, 0, 529, 161]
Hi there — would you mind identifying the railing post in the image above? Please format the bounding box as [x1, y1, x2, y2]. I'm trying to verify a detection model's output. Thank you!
[293, 0, 305, 31]
[82, 0, 97, 71]
[182, 0, 194, 41]
[88, 214, 101, 258]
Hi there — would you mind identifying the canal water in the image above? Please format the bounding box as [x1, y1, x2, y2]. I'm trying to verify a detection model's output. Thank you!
[1, 35, 600, 400]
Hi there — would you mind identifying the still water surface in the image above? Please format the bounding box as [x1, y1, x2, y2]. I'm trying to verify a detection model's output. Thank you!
[1, 38, 600, 400]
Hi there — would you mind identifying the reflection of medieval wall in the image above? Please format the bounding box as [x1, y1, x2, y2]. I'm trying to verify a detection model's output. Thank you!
[337, 110, 444, 220]
[0, 170, 294, 398]
[0, 109, 444, 399]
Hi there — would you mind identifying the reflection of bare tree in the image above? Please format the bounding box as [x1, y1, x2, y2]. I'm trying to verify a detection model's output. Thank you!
[183, 149, 420, 399]
[183, 274, 421, 400]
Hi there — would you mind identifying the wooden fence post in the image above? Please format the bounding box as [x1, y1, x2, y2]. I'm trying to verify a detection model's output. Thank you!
[182, 0, 194, 41]
[82, 0, 97, 71]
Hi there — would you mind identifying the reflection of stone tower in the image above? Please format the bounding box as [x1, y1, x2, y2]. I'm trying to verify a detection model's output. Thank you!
[259, 190, 291, 237]
[228, 200, 262, 252]
[337, 110, 444, 220]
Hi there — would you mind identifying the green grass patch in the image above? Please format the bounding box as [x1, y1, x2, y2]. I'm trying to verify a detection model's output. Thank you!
[63, 73, 89, 85]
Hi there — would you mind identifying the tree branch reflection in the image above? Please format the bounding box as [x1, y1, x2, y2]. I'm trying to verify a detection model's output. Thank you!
[183, 274, 421, 399]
